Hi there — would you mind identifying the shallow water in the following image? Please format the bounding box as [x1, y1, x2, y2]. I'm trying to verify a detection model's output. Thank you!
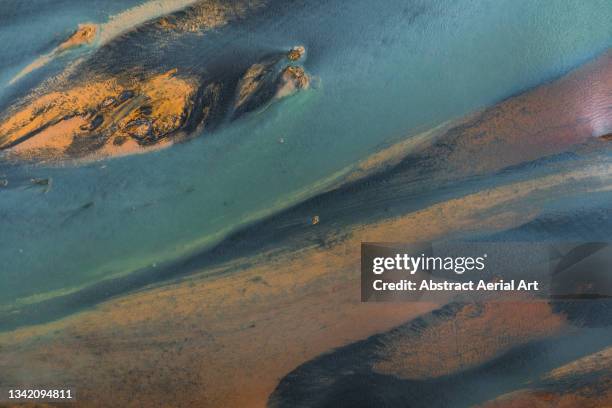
[0, 0, 610, 310]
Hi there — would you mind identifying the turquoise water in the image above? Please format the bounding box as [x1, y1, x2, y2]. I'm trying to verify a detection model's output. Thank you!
[0, 0, 610, 307]
[0, 0, 150, 99]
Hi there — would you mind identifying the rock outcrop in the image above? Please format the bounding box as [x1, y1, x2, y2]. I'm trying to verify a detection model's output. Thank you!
[0, 47, 311, 162]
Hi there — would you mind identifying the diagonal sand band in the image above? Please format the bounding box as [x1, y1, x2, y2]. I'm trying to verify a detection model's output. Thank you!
[8, 0, 263, 85]
[0, 158, 609, 407]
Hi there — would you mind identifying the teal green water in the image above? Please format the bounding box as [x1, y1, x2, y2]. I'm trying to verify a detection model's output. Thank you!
[0, 0, 610, 306]
[0, 0, 150, 97]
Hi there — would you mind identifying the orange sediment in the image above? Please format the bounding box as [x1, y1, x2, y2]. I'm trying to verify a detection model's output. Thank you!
[0, 69, 197, 161]
[58, 24, 98, 51]
[372, 302, 566, 379]
[1, 161, 608, 406]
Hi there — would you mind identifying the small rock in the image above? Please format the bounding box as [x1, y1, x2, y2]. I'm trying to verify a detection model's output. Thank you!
[287, 46, 305, 61]
[282, 66, 309, 89]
